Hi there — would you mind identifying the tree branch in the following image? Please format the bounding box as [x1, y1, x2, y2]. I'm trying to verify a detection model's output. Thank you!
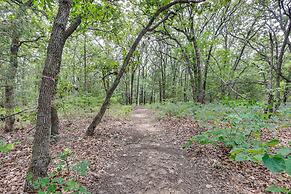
[18, 36, 45, 47]
[64, 16, 82, 40]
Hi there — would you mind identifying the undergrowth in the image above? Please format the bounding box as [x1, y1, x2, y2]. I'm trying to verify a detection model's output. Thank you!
[0, 95, 133, 129]
[57, 95, 133, 118]
[148, 101, 291, 193]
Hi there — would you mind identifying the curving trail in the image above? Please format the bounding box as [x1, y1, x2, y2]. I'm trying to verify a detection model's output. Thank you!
[95, 108, 231, 194]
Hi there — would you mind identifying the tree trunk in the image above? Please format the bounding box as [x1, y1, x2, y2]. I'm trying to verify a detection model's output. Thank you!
[125, 78, 129, 105]
[184, 72, 188, 102]
[264, 66, 274, 117]
[191, 36, 203, 103]
[130, 66, 136, 104]
[51, 105, 59, 136]
[4, 36, 19, 132]
[136, 67, 140, 105]
[25, 0, 81, 191]
[199, 45, 212, 104]
[140, 66, 145, 104]
[274, 74, 281, 110]
[283, 84, 289, 105]
[83, 33, 88, 92]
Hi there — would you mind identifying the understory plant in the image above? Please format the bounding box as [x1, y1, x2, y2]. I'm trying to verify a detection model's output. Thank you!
[0, 138, 14, 153]
[150, 101, 290, 193]
[27, 148, 90, 194]
[182, 104, 290, 193]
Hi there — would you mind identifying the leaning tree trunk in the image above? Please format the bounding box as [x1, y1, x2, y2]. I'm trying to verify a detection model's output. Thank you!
[4, 36, 19, 132]
[25, 0, 81, 191]
[86, 0, 205, 136]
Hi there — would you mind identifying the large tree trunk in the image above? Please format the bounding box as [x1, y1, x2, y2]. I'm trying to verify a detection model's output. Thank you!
[4, 36, 19, 132]
[25, 0, 81, 191]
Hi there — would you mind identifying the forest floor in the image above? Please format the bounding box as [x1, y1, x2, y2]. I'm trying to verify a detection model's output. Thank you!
[0, 107, 290, 194]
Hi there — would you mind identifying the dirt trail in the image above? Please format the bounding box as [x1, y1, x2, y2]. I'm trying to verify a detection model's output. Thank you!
[94, 108, 230, 194]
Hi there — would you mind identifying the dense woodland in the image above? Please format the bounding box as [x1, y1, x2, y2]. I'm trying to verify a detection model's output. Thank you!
[0, 0, 290, 193]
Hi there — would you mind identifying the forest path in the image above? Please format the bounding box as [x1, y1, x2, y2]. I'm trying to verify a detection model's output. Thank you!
[95, 107, 225, 194]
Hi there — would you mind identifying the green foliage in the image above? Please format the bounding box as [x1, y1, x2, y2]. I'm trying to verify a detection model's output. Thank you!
[147, 102, 198, 118]
[27, 148, 90, 194]
[57, 95, 103, 116]
[56, 94, 133, 118]
[150, 102, 290, 192]
[179, 102, 290, 169]
[0, 138, 14, 153]
[266, 185, 290, 194]
[107, 104, 133, 118]
[73, 160, 90, 176]
[262, 154, 288, 174]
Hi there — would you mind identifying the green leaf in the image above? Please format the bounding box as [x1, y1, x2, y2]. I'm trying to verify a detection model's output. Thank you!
[40, 177, 50, 188]
[0, 143, 14, 153]
[52, 177, 64, 185]
[33, 180, 41, 189]
[65, 180, 79, 191]
[47, 183, 57, 192]
[266, 185, 288, 193]
[276, 147, 291, 157]
[262, 154, 286, 173]
[285, 156, 291, 175]
[266, 139, 280, 147]
[73, 160, 90, 176]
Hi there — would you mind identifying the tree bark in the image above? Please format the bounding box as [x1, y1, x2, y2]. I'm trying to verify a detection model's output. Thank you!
[191, 36, 203, 103]
[51, 105, 59, 136]
[25, 0, 81, 191]
[136, 67, 140, 105]
[130, 65, 136, 104]
[4, 0, 34, 132]
[4, 36, 19, 132]
[83, 33, 88, 92]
